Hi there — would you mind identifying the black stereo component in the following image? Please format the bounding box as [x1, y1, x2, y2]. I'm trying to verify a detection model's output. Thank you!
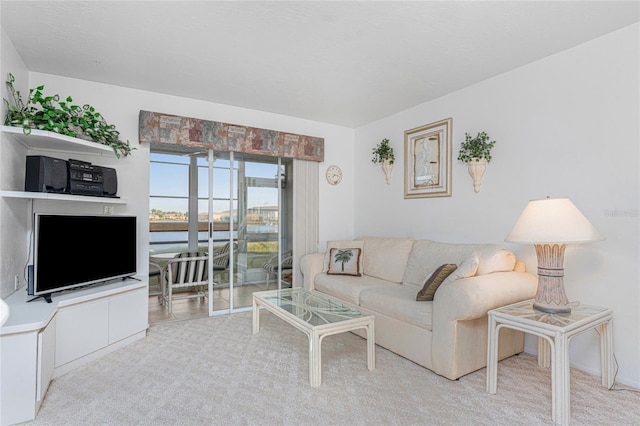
[67, 159, 104, 196]
[101, 166, 118, 197]
[25, 155, 68, 193]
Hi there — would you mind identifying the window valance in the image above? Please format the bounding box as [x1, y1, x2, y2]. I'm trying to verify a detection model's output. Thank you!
[138, 110, 324, 162]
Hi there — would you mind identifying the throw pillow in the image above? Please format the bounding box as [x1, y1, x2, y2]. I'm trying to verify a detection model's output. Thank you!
[327, 248, 362, 276]
[416, 264, 458, 301]
[442, 254, 480, 285]
[323, 240, 365, 272]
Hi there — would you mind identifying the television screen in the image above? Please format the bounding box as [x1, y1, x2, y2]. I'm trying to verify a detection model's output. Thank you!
[32, 214, 137, 298]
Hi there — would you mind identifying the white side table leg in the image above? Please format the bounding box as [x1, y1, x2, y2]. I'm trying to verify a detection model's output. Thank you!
[486, 316, 499, 394]
[538, 337, 551, 368]
[599, 319, 614, 389]
[553, 332, 570, 425]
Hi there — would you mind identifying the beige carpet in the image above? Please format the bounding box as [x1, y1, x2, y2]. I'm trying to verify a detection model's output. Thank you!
[28, 311, 639, 425]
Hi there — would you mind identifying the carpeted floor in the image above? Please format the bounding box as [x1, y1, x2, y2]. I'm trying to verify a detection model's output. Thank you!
[28, 311, 639, 425]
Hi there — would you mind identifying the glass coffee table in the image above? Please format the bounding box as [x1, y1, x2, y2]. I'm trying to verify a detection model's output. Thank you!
[252, 288, 375, 387]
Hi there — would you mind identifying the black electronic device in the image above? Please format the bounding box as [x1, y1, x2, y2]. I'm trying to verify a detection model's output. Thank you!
[67, 158, 104, 196]
[25, 155, 68, 193]
[29, 214, 137, 302]
[101, 166, 118, 197]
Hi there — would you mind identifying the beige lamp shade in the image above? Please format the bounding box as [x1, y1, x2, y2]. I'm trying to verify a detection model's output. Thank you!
[506, 197, 603, 313]
[506, 197, 603, 244]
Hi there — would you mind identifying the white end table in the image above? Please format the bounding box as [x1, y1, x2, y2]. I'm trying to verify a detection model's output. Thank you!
[486, 299, 614, 425]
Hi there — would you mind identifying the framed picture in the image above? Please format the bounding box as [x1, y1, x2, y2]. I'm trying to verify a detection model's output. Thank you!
[404, 117, 452, 198]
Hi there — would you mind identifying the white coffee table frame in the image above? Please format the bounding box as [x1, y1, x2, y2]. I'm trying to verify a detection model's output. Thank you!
[486, 299, 614, 425]
[252, 288, 375, 387]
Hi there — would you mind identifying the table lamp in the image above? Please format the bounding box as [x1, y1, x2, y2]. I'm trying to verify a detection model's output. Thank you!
[505, 197, 603, 314]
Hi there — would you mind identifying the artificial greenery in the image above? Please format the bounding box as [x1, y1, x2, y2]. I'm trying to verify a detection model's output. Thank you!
[3, 73, 134, 158]
[371, 138, 395, 164]
[457, 131, 496, 163]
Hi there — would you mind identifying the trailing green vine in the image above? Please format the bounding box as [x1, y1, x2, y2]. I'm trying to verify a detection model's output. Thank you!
[3, 73, 134, 158]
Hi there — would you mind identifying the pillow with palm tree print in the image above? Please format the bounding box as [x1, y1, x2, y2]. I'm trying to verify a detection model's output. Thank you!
[327, 248, 362, 276]
[323, 240, 365, 272]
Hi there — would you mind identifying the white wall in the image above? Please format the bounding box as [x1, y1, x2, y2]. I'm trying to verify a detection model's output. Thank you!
[0, 29, 30, 299]
[354, 24, 639, 387]
[0, 56, 355, 298]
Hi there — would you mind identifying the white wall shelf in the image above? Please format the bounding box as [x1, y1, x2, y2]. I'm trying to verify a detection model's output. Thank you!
[0, 190, 126, 204]
[2, 125, 115, 156]
[1, 126, 126, 204]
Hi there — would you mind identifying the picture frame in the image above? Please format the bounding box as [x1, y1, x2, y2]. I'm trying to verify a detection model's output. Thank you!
[404, 117, 452, 198]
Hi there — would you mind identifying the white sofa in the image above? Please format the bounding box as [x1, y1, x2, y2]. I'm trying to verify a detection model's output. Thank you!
[300, 236, 538, 380]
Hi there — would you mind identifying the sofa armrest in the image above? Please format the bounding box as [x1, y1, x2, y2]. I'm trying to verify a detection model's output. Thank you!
[434, 271, 537, 322]
[300, 253, 325, 290]
[431, 271, 537, 379]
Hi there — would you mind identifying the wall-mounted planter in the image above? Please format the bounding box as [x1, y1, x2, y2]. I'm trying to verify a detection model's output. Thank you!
[382, 159, 393, 185]
[372, 138, 395, 185]
[467, 158, 487, 193]
[457, 131, 495, 193]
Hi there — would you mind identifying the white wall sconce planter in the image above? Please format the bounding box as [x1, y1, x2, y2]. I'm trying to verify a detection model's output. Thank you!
[457, 131, 495, 194]
[467, 158, 487, 193]
[382, 160, 393, 185]
[372, 138, 395, 185]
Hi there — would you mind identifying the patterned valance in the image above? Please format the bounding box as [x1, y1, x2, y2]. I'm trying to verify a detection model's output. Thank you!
[138, 110, 324, 162]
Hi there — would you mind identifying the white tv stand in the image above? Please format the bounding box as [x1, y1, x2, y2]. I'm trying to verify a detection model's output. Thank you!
[0, 278, 148, 426]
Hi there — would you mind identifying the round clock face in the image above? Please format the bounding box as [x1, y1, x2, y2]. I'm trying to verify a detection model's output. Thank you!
[326, 165, 343, 185]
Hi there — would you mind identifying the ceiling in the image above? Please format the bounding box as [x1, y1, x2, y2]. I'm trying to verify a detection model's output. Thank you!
[1, 1, 638, 128]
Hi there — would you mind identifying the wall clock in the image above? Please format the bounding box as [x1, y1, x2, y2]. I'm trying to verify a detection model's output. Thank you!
[326, 165, 343, 185]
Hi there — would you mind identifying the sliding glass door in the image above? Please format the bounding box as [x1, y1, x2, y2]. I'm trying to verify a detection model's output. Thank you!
[235, 157, 282, 309]
[150, 147, 292, 319]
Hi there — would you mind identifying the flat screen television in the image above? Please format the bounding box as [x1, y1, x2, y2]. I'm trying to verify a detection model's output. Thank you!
[30, 214, 137, 302]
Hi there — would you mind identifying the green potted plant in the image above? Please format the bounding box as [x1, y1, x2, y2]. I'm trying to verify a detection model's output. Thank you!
[372, 138, 394, 185]
[457, 131, 496, 193]
[372, 138, 395, 165]
[3, 73, 134, 158]
[457, 131, 495, 163]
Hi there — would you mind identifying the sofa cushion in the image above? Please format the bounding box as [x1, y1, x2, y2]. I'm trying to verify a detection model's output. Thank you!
[416, 264, 457, 301]
[402, 240, 516, 287]
[355, 236, 414, 283]
[314, 273, 396, 305]
[327, 247, 362, 276]
[323, 240, 364, 273]
[359, 285, 433, 330]
[442, 255, 479, 285]
[474, 245, 516, 276]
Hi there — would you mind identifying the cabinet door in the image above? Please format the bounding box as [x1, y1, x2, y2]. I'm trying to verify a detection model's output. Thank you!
[55, 298, 109, 368]
[109, 287, 148, 343]
[37, 316, 56, 402]
[0, 332, 38, 425]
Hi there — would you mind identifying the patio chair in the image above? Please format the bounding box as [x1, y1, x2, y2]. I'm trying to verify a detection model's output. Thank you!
[211, 242, 238, 288]
[162, 251, 208, 314]
[149, 259, 164, 299]
[262, 249, 293, 289]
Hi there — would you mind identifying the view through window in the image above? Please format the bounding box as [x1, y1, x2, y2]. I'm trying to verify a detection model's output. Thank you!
[149, 153, 285, 254]
[149, 151, 292, 317]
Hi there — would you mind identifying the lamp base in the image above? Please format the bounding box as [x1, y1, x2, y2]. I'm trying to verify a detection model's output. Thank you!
[533, 301, 571, 314]
[533, 243, 572, 314]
